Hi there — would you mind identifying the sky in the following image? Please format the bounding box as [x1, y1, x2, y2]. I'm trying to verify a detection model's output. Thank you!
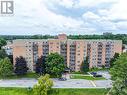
[0, 0, 127, 35]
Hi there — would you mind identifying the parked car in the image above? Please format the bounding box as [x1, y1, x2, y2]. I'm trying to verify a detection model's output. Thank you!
[90, 72, 102, 77]
[93, 74, 102, 77]
[91, 72, 97, 76]
[58, 77, 67, 81]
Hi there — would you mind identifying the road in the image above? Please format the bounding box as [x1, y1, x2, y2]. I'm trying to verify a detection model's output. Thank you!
[0, 78, 112, 88]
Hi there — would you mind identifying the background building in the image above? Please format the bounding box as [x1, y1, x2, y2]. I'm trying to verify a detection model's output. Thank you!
[123, 44, 127, 53]
[3, 41, 13, 55]
[12, 34, 122, 72]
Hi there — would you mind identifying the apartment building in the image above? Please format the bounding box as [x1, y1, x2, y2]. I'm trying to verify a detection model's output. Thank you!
[3, 41, 13, 55]
[13, 34, 122, 72]
[123, 44, 127, 53]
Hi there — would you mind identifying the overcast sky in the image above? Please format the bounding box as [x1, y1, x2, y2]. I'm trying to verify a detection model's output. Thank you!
[0, 0, 127, 35]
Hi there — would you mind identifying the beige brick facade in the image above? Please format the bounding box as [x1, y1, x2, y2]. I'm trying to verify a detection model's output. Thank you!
[13, 34, 122, 72]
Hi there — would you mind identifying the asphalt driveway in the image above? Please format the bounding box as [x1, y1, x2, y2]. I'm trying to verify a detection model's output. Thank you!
[0, 78, 112, 88]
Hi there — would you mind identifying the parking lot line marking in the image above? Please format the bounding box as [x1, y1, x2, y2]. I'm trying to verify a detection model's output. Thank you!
[90, 81, 96, 87]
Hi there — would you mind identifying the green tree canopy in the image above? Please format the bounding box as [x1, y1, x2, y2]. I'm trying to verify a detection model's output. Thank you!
[14, 56, 28, 75]
[0, 49, 7, 59]
[80, 57, 89, 73]
[33, 74, 53, 95]
[45, 53, 65, 77]
[110, 53, 127, 80]
[0, 57, 13, 78]
[110, 53, 120, 68]
[0, 38, 6, 49]
[110, 53, 127, 95]
[35, 56, 46, 75]
[1, 34, 127, 44]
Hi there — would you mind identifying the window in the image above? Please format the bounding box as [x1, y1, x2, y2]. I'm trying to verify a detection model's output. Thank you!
[78, 53, 80, 55]
[77, 61, 80, 63]
[77, 50, 80, 52]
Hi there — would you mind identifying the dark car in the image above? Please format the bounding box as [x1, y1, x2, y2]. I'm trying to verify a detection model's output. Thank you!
[93, 74, 102, 77]
[91, 72, 97, 76]
[58, 78, 67, 81]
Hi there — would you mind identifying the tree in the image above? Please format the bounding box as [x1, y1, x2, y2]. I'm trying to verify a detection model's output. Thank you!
[8, 55, 13, 64]
[110, 53, 119, 68]
[0, 57, 13, 78]
[14, 56, 28, 75]
[33, 74, 53, 95]
[109, 53, 127, 95]
[110, 79, 127, 95]
[0, 38, 7, 59]
[80, 57, 89, 73]
[45, 53, 65, 77]
[0, 38, 6, 49]
[35, 56, 46, 75]
[102, 65, 105, 69]
[0, 49, 7, 59]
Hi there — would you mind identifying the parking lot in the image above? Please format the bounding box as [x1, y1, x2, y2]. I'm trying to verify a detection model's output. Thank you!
[96, 71, 111, 79]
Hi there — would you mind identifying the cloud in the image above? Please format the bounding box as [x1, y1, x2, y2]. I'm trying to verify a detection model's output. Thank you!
[116, 21, 127, 30]
[82, 12, 100, 20]
[82, 11, 117, 32]
[108, 0, 127, 20]
[0, 0, 127, 35]
[76, 0, 116, 8]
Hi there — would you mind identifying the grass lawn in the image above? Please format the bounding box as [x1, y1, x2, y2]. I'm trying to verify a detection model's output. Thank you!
[71, 75, 106, 80]
[0, 88, 31, 95]
[89, 68, 109, 72]
[50, 88, 109, 95]
[0, 72, 39, 79]
[71, 72, 88, 74]
[0, 88, 109, 95]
